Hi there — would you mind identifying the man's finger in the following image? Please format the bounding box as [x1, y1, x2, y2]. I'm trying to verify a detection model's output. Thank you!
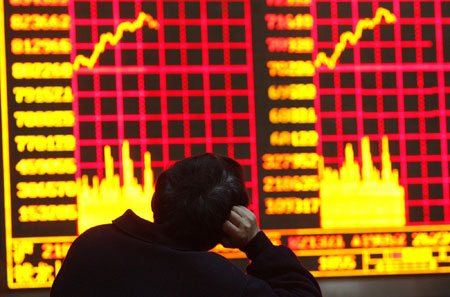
[222, 220, 240, 235]
[233, 205, 253, 218]
[228, 210, 242, 226]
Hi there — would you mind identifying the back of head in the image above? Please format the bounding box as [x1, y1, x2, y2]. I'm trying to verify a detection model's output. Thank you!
[151, 153, 249, 251]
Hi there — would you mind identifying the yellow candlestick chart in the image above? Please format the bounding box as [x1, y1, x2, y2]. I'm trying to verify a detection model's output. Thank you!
[319, 136, 405, 228]
[76, 141, 155, 234]
[73, 8, 401, 232]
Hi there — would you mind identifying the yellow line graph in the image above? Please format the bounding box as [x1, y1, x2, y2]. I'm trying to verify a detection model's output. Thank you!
[73, 8, 395, 72]
[314, 7, 397, 69]
[72, 12, 159, 71]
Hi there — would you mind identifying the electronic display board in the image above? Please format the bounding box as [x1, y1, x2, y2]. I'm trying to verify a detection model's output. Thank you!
[0, 0, 450, 290]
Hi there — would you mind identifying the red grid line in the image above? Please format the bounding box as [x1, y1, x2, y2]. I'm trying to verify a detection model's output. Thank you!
[373, 2, 385, 141]
[74, 65, 253, 74]
[241, 0, 259, 215]
[408, 200, 448, 207]
[74, 42, 249, 49]
[434, 0, 450, 222]
[113, 0, 126, 178]
[69, 1, 81, 180]
[179, 2, 191, 157]
[77, 113, 252, 121]
[318, 87, 449, 95]
[73, 0, 250, 1]
[222, 1, 234, 159]
[392, 0, 409, 218]
[311, 0, 322, 159]
[90, 0, 104, 180]
[320, 133, 450, 141]
[324, 155, 450, 163]
[78, 136, 253, 145]
[413, 0, 430, 222]
[79, 159, 255, 169]
[71, 0, 440, 2]
[135, 0, 148, 176]
[199, 0, 213, 153]
[330, 0, 344, 161]
[313, 17, 450, 25]
[76, 90, 251, 96]
[314, 0, 444, 2]
[74, 18, 246, 25]
[156, 0, 169, 168]
[71, 14, 450, 27]
[73, 40, 433, 50]
[316, 40, 433, 47]
[320, 110, 446, 118]
[351, 0, 364, 162]
[318, 63, 450, 72]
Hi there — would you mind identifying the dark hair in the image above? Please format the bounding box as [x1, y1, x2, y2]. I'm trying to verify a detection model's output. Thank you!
[151, 153, 249, 251]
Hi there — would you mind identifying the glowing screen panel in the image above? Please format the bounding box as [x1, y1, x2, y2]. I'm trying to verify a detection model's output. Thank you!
[0, 0, 449, 290]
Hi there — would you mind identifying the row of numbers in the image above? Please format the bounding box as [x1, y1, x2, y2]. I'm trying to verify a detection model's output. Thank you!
[18, 204, 77, 222]
[16, 158, 77, 175]
[262, 153, 319, 170]
[14, 110, 75, 128]
[10, 13, 70, 31]
[265, 13, 313, 30]
[12, 38, 72, 55]
[15, 135, 76, 152]
[14, 86, 73, 103]
[265, 197, 320, 214]
[12, 62, 73, 79]
[263, 175, 319, 192]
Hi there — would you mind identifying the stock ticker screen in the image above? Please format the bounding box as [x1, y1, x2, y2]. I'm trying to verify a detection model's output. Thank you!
[0, 0, 450, 290]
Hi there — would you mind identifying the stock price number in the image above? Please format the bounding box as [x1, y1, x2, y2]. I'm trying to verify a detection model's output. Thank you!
[268, 84, 316, 100]
[15, 135, 76, 152]
[41, 243, 71, 260]
[270, 130, 318, 147]
[318, 255, 357, 271]
[288, 235, 345, 250]
[265, 13, 313, 30]
[266, 0, 311, 6]
[15, 158, 77, 175]
[262, 153, 319, 170]
[263, 175, 319, 192]
[18, 204, 78, 222]
[10, 13, 70, 31]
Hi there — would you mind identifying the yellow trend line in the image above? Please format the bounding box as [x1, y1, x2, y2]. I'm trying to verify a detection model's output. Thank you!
[72, 12, 159, 71]
[314, 7, 397, 70]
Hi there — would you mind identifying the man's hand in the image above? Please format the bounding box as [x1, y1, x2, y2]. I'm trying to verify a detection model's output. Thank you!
[222, 206, 260, 249]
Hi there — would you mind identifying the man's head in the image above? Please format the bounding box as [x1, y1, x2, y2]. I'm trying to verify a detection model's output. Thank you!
[151, 153, 249, 251]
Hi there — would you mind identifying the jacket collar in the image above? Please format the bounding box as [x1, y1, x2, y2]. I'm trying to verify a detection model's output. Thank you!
[112, 209, 193, 251]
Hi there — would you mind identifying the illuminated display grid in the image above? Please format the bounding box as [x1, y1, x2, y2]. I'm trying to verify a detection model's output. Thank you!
[68, 0, 259, 213]
[312, 0, 450, 225]
[2, 0, 450, 290]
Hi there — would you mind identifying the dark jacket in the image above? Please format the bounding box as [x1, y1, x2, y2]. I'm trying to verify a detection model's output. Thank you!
[51, 210, 322, 297]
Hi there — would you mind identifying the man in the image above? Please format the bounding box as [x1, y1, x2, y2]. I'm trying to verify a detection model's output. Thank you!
[51, 153, 322, 297]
